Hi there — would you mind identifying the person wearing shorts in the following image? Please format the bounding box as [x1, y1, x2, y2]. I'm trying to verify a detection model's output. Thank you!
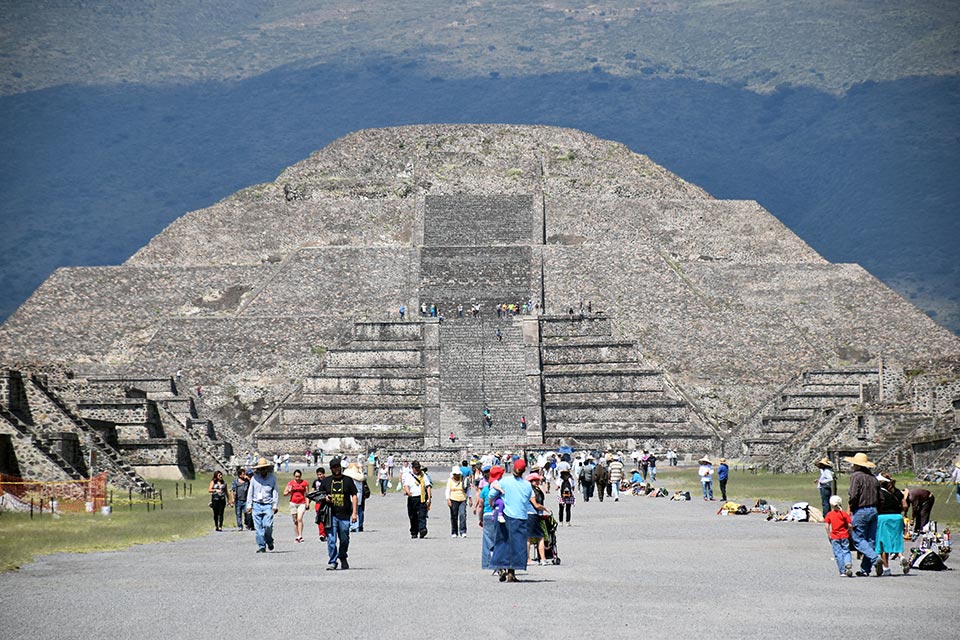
[284, 469, 309, 543]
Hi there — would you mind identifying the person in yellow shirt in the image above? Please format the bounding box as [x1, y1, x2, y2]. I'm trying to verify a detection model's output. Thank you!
[446, 466, 468, 537]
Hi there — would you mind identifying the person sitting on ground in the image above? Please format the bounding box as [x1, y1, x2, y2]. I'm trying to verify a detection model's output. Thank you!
[629, 468, 643, 487]
[824, 495, 853, 577]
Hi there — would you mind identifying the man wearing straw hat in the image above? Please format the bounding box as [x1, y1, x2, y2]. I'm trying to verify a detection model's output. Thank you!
[246, 457, 279, 553]
[815, 458, 835, 519]
[844, 452, 883, 576]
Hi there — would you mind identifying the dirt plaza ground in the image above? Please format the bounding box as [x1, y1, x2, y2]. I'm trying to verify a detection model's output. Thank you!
[1, 487, 956, 639]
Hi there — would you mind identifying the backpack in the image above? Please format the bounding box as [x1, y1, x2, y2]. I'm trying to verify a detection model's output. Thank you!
[913, 550, 947, 571]
[362, 482, 371, 500]
[560, 477, 573, 499]
[594, 465, 608, 484]
[582, 465, 594, 483]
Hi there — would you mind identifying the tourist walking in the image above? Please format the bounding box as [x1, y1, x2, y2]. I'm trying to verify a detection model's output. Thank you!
[579, 457, 596, 502]
[283, 469, 309, 542]
[608, 455, 624, 501]
[556, 462, 575, 526]
[377, 463, 390, 496]
[823, 495, 853, 577]
[527, 473, 551, 564]
[815, 458, 835, 517]
[208, 470, 230, 532]
[446, 466, 468, 537]
[246, 457, 279, 553]
[647, 451, 657, 481]
[489, 458, 533, 582]
[344, 463, 368, 532]
[230, 468, 252, 531]
[477, 464, 496, 569]
[594, 459, 609, 502]
[318, 457, 358, 570]
[844, 452, 882, 576]
[403, 460, 432, 538]
[698, 457, 714, 501]
[640, 450, 650, 479]
[311, 467, 327, 541]
[876, 473, 909, 576]
[905, 486, 935, 534]
[717, 458, 729, 501]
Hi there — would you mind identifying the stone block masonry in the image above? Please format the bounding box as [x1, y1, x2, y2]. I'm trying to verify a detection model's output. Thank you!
[438, 317, 529, 446]
[2, 124, 957, 470]
[424, 194, 535, 246]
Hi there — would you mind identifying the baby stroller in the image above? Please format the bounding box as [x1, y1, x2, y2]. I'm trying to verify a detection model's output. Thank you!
[533, 513, 561, 565]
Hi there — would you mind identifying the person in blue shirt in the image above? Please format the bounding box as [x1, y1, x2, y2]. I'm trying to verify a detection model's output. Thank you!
[718, 458, 730, 501]
[489, 458, 533, 582]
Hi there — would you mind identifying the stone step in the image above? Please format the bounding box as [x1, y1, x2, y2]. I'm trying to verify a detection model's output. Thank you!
[539, 315, 612, 339]
[293, 393, 422, 406]
[541, 336, 636, 348]
[543, 390, 672, 404]
[281, 405, 422, 426]
[261, 424, 425, 437]
[541, 342, 638, 366]
[303, 375, 424, 396]
[778, 393, 859, 410]
[333, 341, 424, 352]
[543, 370, 664, 394]
[352, 321, 425, 342]
[316, 368, 428, 378]
[326, 349, 424, 369]
[542, 362, 644, 373]
[545, 404, 688, 423]
[543, 422, 709, 437]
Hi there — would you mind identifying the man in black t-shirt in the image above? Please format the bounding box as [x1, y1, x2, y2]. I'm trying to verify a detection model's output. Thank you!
[319, 457, 358, 570]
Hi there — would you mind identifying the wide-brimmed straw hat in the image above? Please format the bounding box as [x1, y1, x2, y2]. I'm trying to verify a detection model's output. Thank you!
[816, 457, 833, 468]
[343, 464, 364, 481]
[699, 457, 712, 465]
[252, 457, 273, 469]
[843, 452, 876, 468]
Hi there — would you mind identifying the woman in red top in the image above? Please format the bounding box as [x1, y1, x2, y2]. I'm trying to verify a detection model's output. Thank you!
[284, 469, 309, 542]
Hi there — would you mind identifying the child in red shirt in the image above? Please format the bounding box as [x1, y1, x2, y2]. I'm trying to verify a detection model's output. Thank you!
[823, 494, 853, 577]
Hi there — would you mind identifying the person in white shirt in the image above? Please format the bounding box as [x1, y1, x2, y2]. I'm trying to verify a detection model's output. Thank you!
[245, 457, 279, 553]
[698, 457, 714, 501]
[402, 461, 432, 538]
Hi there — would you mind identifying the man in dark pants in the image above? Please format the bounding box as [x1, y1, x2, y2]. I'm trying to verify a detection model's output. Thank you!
[402, 460, 432, 538]
[319, 457, 358, 570]
[230, 467, 252, 531]
[905, 487, 935, 534]
[717, 458, 729, 502]
[579, 457, 596, 502]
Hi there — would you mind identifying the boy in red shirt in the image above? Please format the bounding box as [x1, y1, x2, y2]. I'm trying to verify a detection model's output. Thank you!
[823, 494, 853, 577]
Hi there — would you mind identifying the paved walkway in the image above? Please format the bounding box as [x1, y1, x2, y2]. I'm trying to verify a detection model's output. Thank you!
[1, 490, 956, 638]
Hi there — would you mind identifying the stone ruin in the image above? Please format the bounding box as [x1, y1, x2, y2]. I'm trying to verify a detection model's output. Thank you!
[1, 124, 958, 483]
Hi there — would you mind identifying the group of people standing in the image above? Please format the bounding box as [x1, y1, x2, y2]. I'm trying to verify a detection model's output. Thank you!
[823, 452, 941, 578]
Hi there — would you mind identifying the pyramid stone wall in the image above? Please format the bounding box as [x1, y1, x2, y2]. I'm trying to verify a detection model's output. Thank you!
[0, 124, 957, 468]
